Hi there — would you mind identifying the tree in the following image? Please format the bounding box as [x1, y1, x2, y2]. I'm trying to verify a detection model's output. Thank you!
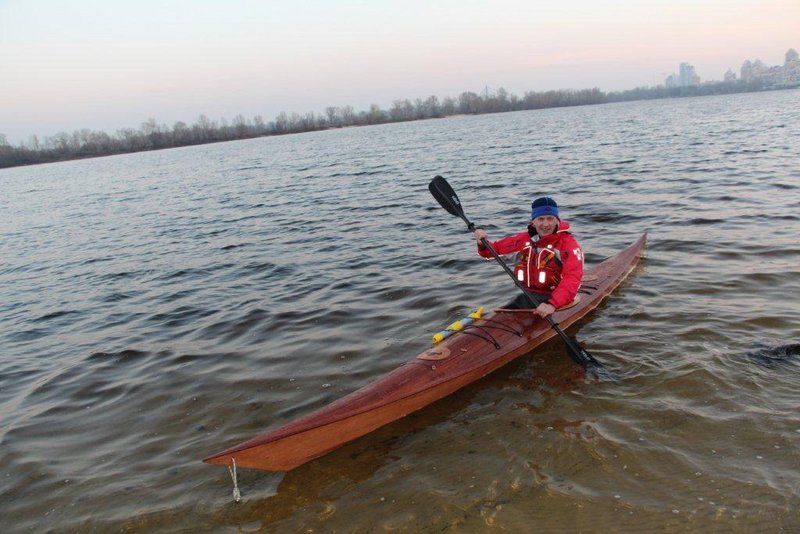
[494, 87, 510, 112]
[253, 115, 266, 134]
[410, 98, 426, 119]
[0, 134, 11, 160]
[365, 104, 385, 124]
[341, 105, 356, 125]
[232, 114, 249, 138]
[458, 91, 482, 114]
[173, 121, 191, 144]
[194, 114, 215, 141]
[140, 118, 159, 148]
[274, 112, 288, 134]
[390, 99, 413, 121]
[299, 112, 319, 130]
[325, 106, 340, 127]
[287, 112, 303, 132]
[423, 95, 441, 118]
[441, 97, 456, 115]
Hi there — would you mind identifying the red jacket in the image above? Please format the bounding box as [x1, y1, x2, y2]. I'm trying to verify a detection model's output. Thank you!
[477, 220, 583, 309]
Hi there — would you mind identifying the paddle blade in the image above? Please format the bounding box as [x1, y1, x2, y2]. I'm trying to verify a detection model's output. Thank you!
[561, 336, 611, 379]
[570, 343, 602, 369]
[429, 175, 465, 219]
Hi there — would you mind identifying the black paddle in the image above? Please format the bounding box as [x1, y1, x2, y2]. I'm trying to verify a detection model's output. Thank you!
[428, 174, 603, 372]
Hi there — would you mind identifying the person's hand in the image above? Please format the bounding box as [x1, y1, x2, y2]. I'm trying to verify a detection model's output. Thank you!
[473, 228, 488, 244]
[534, 302, 556, 318]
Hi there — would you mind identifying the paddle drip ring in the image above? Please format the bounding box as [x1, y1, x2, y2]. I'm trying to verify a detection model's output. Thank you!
[228, 458, 242, 502]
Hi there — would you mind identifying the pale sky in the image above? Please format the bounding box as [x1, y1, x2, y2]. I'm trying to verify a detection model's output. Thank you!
[1, 0, 798, 143]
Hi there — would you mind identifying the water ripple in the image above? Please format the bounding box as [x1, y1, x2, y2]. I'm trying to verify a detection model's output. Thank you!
[1, 89, 799, 531]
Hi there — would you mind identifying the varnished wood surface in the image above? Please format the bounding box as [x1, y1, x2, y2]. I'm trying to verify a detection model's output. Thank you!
[204, 234, 647, 471]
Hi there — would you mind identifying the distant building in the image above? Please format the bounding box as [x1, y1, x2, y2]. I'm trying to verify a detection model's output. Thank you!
[666, 48, 798, 89]
[785, 49, 800, 86]
[679, 63, 700, 86]
[740, 49, 800, 87]
[665, 63, 700, 88]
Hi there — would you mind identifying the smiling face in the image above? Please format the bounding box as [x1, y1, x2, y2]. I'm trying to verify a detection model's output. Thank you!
[531, 215, 559, 236]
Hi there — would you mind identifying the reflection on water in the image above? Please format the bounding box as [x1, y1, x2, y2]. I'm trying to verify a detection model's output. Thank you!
[1, 89, 799, 531]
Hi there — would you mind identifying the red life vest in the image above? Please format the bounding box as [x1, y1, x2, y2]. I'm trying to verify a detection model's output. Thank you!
[513, 242, 563, 293]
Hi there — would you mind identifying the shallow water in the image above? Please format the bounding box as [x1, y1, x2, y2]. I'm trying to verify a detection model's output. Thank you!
[1, 90, 799, 531]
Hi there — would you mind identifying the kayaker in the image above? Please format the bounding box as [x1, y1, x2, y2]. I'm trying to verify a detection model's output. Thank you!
[472, 196, 584, 318]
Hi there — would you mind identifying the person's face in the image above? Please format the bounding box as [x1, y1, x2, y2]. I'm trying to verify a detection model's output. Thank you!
[531, 215, 558, 236]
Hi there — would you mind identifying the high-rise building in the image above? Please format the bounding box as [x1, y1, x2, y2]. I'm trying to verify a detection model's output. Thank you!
[679, 63, 700, 86]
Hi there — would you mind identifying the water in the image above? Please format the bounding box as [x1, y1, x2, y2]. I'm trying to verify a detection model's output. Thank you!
[1, 90, 799, 531]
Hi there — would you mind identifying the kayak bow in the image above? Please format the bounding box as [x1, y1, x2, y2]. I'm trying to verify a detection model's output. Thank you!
[204, 233, 647, 472]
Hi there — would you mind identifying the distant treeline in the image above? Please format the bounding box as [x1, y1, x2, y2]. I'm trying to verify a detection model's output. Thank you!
[0, 80, 795, 168]
[606, 79, 781, 102]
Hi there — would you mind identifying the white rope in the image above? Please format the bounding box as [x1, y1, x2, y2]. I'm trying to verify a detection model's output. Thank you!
[228, 458, 242, 502]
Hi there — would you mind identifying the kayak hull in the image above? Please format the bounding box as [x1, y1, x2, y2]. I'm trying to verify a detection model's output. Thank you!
[204, 233, 647, 472]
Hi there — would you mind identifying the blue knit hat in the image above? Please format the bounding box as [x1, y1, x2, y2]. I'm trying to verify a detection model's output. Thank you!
[531, 197, 559, 219]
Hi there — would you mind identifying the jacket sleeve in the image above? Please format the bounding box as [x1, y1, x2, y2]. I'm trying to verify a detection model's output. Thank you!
[547, 235, 584, 309]
[476, 231, 529, 258]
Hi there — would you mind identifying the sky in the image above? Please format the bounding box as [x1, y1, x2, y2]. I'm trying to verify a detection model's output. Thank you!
[1, 0, 798, 143]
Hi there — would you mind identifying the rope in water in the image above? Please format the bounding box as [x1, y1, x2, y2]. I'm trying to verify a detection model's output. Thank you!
[228, 458, 241, 502]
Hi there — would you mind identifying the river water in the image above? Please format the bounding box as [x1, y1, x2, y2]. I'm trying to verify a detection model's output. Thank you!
[1, 90, 799, 532]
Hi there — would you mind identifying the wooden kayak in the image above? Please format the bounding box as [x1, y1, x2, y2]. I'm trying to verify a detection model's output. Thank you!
[204, 233, 647, 472]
